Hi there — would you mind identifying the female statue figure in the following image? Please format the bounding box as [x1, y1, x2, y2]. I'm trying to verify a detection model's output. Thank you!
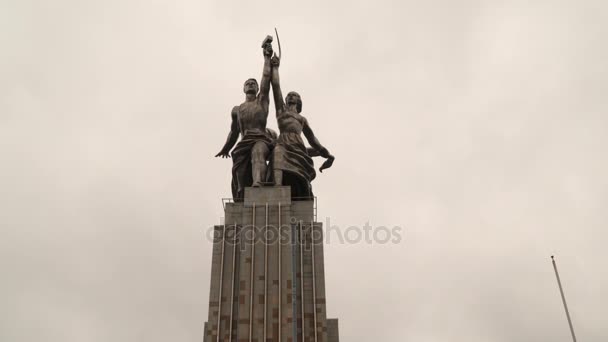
[270, 56, 334, 198]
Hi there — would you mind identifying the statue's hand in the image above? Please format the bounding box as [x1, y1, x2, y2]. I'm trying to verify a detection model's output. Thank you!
[263, 44, 273, 57]
[215, 151, 231, 158]
[319, 155, 335, 173]
[271, 55, 280, 67]
[319, 147, 330, 159]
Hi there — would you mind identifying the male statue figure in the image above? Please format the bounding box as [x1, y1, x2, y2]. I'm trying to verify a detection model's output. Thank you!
[216, 37, 276, 201]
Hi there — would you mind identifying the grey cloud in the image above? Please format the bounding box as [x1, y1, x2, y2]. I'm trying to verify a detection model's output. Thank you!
[1, 0, 607, 341]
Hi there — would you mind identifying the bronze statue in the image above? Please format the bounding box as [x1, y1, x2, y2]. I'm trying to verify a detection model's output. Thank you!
[215, 36, 276, 201]
[269, 54, 334, 198]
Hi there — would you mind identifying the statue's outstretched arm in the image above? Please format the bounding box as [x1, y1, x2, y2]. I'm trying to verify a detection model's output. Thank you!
[270, 56, 285, 116]
[302, 118, 330, 158]
[304, 120, 335, 172]
[215, 106, 240, 158]
[306, 147, 321, 157]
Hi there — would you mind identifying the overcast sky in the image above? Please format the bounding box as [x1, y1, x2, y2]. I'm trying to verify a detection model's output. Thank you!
[1, 0, 607, 341]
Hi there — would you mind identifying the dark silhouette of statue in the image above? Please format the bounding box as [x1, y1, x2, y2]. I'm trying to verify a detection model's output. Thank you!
[215, 37, 276, 201]
[269, 55, 335, 198]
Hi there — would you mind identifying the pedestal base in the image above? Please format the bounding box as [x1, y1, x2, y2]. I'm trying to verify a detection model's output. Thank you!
[203, 186, 339, 342]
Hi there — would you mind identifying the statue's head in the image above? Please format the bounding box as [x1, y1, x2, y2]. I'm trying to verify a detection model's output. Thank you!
[243, 78, 259, 95]
[286, 91, 302, 113]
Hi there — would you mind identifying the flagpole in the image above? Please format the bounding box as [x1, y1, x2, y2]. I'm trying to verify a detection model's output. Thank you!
[551, 255, 577, 342]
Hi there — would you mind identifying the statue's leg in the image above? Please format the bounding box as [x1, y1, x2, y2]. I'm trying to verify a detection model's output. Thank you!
[232, 156, 252, 200]
[251, 141, 269, 187]
[273, 144, 284, 186]
[274, 169, 283, 186]
[234, 162, 248, 199]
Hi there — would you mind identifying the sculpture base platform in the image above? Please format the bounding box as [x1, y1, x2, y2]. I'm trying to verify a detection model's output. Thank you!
[203, 186, 339, 342]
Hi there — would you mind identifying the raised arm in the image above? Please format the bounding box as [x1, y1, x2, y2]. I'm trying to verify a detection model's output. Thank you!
[258, 45, 273, 112]
[215, 106, 240, 158]
[270, 56, 285, 115]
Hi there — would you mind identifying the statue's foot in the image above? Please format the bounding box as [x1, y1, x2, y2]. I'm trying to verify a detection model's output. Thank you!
[252, 182, 262, 188]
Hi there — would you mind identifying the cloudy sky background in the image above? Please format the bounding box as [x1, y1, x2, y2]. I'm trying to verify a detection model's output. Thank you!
[1, 0, 607, 341]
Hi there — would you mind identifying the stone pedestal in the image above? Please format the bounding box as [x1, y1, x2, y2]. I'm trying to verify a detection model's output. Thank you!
[203, 186, 339, 342]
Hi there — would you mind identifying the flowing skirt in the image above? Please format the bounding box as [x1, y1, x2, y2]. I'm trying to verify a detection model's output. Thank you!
[272, 132, 316, 198]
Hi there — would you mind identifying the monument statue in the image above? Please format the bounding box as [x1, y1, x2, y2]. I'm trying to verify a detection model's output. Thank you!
[215, 32, 334, 200]
[204, 32, 340, 342]
[269, 54, 335, 198]
[215, 36, 277, 201]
